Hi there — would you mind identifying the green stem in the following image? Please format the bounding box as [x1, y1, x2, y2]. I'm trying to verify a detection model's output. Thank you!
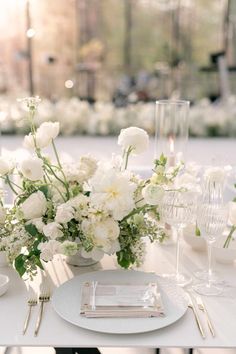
[122, 204, 155, 222]
[223, 225, 236, 248]
[5, 176, 18, 195]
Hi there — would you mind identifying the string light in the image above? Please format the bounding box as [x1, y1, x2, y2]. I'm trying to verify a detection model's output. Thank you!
[65, 80, 74, 88]
[26, 28, 35, 38]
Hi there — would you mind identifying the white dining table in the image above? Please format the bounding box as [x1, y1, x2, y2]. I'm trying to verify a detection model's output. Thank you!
[0, 136, 236, 349]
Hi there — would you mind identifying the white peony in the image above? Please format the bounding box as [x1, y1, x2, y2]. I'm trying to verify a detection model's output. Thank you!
[142, 184, 164, 205]
[0, 157, 13, 176]
[20, 156, 44, 181]
[81, 217, 120, 252]
[55, 203, 75, 224]
[38, 240, 61, 261]
[229, 202, 236, 225]
[21, 191, 47, 220]
[89, 165, 136, 220]
[118, 127, 149, 154]
[43, 222, 63, 239]
[0, 206, 6, 224]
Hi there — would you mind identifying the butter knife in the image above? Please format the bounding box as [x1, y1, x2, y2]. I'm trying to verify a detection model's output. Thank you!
[187, 292, 206, 339]
[196, 296, 215, 337]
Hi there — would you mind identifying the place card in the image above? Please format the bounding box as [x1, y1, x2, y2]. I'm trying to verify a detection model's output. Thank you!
[80, 281, 165, 318]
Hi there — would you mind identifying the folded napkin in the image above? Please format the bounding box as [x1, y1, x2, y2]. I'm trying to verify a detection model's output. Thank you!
[80, 281, 165, 318]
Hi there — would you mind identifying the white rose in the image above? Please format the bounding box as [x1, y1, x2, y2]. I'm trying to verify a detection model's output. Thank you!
[20, 156, 44, 181]
[142, 184, 164, 205]
[118, 127, 149, 154]
[229, 202, 236, 225]
[0, 157, 13, 176]
[60, 241, 78, 256]
[55, 203, 74, 224]
[38, 240, 61, 261]
[21, 191, 47, 220]
[0, 206, 6, 224]
[43, 222, 63, 239]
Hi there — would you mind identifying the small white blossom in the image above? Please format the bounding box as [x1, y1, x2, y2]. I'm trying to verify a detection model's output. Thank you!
[38, 240, 61, 261]
[0, 157, 14, 176]
[43, 222, 63, 239]
[60, 241, 78, 256]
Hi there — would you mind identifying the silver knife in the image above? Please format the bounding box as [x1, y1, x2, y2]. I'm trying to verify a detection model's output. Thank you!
[196, 296, 215, 337]
[187, 292, 206, 339]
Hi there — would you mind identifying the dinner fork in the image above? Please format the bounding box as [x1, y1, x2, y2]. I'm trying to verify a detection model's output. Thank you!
[23, 296, 37, 335]
[34, 288, 50, 336]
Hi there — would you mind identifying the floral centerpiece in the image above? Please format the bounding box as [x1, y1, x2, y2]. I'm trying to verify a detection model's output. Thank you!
[0, 97, 182, 278]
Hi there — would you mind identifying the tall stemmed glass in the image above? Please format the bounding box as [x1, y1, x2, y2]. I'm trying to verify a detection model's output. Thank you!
[193, 179, 228, 296]
[160, 190, 198, 287]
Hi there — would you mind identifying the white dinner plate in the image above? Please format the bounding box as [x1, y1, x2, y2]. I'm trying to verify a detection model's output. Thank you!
[52, 269, 188, 334]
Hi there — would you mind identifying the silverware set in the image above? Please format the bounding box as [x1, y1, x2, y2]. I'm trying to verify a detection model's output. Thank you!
[23, 287, 51, 336]
[186, 290, 215, 339]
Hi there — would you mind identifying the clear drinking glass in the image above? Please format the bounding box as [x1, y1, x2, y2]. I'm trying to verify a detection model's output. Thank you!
[155, 100, 190, 166]
[193, 202, 228, 296]
[160, 190, 197, 287]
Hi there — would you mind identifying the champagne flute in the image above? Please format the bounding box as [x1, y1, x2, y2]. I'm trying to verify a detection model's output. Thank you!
[193, 203, 228, 296]
[160, 190, 197, 287]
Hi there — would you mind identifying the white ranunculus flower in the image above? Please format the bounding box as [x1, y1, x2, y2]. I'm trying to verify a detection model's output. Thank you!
[82, 217, 120, 252]
[55, 203, 75, 224]
[118, 126, 149, 154]
[60, 241, 78, 256]
[142, 184, 164, 205]
[0, 206, 6, 224]
[43, 222, 63, 239]
[38, 240, 61, 262]
[23, 133, 35, 149]
[0, 157, 13, 176]
[229, 202, 236, 225]
[20, 156, 44, 181]
[204, 166, 230, 184]
[21, 191, 47, 220]
[37, 121, 60, 141]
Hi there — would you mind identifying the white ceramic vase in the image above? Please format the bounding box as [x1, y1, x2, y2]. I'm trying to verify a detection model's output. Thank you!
[65, 249, 99, 267]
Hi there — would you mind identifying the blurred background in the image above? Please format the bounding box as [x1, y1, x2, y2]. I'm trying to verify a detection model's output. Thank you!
[1, 0, 236, 137]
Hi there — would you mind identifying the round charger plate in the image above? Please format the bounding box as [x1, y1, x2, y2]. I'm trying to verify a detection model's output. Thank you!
[52, 269, 188, 334]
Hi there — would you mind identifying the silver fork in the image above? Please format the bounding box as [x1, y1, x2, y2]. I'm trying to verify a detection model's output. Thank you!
[23, 296, 37, 335]
[34, 289, 50, 336]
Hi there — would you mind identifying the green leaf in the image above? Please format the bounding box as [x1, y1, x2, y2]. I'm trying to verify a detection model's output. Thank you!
[38, 185, 49, 198]
[14, 254, 26, 277]
[25, 224, 38, 237]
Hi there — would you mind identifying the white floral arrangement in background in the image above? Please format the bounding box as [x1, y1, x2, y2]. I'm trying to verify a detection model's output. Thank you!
[1, 95, 236, 137]
[0, 97, 187, 278]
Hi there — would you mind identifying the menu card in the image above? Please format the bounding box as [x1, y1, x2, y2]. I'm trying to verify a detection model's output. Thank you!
[80, 281, 165, 318]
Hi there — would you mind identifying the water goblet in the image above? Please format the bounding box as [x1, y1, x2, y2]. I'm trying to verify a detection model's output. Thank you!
[193, 203, 228, 296]
[160, 190, 197, 287]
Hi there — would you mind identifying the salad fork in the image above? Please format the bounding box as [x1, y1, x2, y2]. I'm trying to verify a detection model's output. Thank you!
[23, 296, 37, 335]
[34, 288, 51, 336]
